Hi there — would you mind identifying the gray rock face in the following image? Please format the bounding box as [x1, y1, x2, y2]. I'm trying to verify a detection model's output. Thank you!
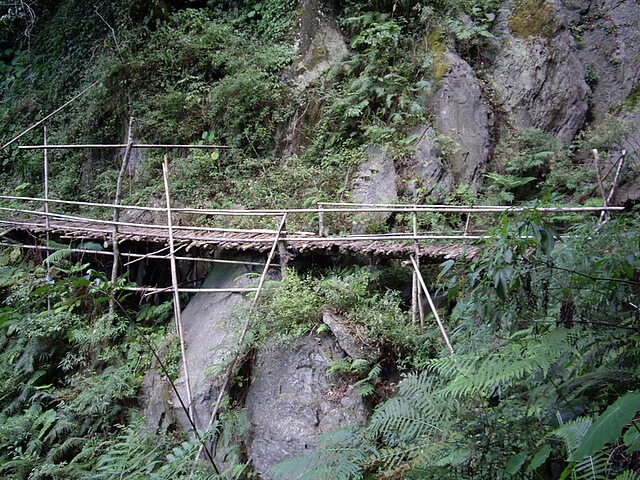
[491, 26, 590, 142]
[571, 0, 640, 120]
[405, 125, 455, 202]
[350, 145, 398, 232]
[293, 0, 348, 92]
[140, 258, 260, 435]
[351, 144, 398, 205]
[615, 105, 640, 204]
[434, 51, 490, 185]
[246, 333, 368, 479]
[322, 310, 381, 362]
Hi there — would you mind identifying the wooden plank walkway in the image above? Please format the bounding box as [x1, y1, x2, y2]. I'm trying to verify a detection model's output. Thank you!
[1, 215, 477, 261]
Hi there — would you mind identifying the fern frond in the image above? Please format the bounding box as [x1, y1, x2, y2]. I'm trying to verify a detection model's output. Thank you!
[430, 328, 572, 398]
[554, 416, 593, 454]
[573, 452, 610, 480]
[369, 373, 451, 446]
[269, 427, 374, 480]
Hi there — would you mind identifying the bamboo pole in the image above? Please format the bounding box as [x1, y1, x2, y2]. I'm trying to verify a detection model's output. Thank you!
[2, 81, 98, 150]
[163, 154, 196, 425]
[126, 287, 259, 294]
[593, 149, 608, 208]
[19, 143, 229, 150]
[44, 126, 51, 311]
[109, 118, 134, 315]
[599, 150, 626, 225]
[0, 194, 627, 215]
[411, 270, 418, 326]
[410, 255, 454, 354]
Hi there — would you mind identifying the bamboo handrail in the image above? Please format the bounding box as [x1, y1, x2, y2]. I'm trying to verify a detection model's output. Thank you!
[18, 143, 230, 149]
[0, 195, 625, 215]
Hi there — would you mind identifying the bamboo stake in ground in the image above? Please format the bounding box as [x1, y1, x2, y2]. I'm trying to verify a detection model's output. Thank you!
[163, 154, 196, 425]
[410, 255, 454, 354]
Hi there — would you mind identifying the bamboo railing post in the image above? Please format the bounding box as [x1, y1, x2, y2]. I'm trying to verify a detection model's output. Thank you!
[43, 126, 51, 311]
[318, 203, 324, 237]
[109, 117, 134, 315]
[411, 208, 424, 328]
[277, 214, 288, 278]
[410, 255, 454, 354]
[411, 270, 418, 326]
[162, 154, 196, 425]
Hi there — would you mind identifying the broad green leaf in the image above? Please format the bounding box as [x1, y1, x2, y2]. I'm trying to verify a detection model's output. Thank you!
[624, 427, 640, 454]
[504, 453, 526, 475]
[571, 391, 640, 461]
[526, 444, 552, 473]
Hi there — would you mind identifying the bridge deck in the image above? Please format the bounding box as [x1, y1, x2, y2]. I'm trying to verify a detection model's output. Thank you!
[2, 216, 476, 261]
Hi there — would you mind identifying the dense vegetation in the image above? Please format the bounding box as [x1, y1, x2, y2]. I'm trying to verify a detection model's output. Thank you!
[0, 0, 638, 478]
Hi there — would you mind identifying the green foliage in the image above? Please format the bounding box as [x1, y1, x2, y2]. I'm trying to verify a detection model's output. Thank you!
[0, 247, 191, 478]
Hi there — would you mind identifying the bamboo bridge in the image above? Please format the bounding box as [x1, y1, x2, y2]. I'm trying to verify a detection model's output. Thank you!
[0, 91, 627, 427]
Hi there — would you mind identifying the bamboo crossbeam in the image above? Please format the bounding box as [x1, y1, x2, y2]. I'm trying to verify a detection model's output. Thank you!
[19, 143, 229, 150]
[123, 286, 258, 293]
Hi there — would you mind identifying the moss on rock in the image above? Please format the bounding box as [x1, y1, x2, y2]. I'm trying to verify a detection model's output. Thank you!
[508, 0, 557, 39]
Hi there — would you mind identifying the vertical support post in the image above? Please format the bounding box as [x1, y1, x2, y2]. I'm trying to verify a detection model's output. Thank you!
[412, 208, 418, 238]
[43, 126, 50, 231]
[163, 154, 195, 424]
[43, 126, 51, 311]
[277, 214, 288, 278]
[109, 117, 134, 316]
[318, 203, 324, 237]
[412, 207, 424, 328]
[411, 270, 418, 326]
[410, 255, 454, 354]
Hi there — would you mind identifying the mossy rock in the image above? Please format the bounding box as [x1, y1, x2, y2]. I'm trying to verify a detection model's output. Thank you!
[508, 0, 557, 39]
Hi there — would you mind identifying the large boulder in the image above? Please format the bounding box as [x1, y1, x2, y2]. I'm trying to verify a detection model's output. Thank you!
[404, 125, 455, 202]
[349, 144, 398, 232]
[293, 0, 348, 92]
[568, 0, 640, 120]
[490, 1, 591, 142]
[281, 0, 349, 154]
[140, 257, 262, 434]
[351, 144, 398, 205]
[245, 333, 368, 479]
[433, 51, 491, 186]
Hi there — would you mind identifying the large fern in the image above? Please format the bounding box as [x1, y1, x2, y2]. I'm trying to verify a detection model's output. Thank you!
[269, 427, 376, 480]
[429, 328, 574, 398]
